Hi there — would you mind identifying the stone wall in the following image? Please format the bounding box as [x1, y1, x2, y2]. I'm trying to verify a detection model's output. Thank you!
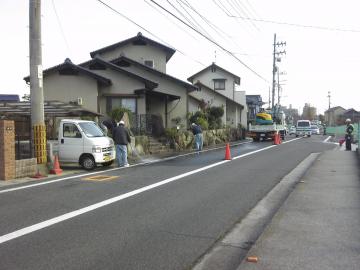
[0, 120, 15, 180]
[15, 158, 37, 178]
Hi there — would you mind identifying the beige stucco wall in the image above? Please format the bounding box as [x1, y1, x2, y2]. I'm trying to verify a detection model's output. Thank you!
[120, 65, 190, 129]
[89, 67, 146, 115]
[226, 101, 237, 128]
[188, 96, 200, 113]
[191, 68, 236, 101]
[189, 87, 227, 125]
[43, 72, 98, 112]
[96, 43, 168, 73]
[234, 90, 247, 127]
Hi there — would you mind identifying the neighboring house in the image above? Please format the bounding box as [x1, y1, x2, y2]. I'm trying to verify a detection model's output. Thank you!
[324, 106, 346, 126]
[187, 63, 246, 128]
[246, 95, 265, 124]
[24, 32, 197, 133]
[341, 108, 360, 124]
[0, 94, 20, 102]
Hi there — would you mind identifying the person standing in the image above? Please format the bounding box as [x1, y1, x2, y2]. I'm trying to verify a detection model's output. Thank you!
[345, 118, 354, 151]
[112, 120, 131, 167]
[191, 123, 203, 152]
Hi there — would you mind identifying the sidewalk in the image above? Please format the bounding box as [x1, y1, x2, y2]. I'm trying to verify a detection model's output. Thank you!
[238, 149, 360, 270]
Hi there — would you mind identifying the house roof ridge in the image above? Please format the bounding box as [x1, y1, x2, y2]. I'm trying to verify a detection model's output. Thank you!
[188, 63, 241, 85]
[89, 33, 176, 62]
[87, 56, 159, 89]
[111, 55, 197, 91]
[23, 58, 112, 86]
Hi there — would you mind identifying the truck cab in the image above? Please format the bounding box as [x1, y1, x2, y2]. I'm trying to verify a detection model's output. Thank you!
[55, 119, 116, 170]
[296, 120, 312, 137]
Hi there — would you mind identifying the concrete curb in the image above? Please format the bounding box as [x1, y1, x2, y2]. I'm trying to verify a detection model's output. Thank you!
[192, 152, 321, 270]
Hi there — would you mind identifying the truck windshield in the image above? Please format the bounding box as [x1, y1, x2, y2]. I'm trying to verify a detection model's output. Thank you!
[298, 122, 310, 127]
[79, 122, 105, 137]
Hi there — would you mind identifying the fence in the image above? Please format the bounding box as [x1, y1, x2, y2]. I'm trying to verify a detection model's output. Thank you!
[14, 120, 33, 160]
[129, 114, 165, 137]
[326, 122, 359, 151]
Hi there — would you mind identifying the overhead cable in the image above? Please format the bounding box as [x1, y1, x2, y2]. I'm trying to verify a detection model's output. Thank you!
[230, 14, 360, 33]
[149, 0, 269, 82]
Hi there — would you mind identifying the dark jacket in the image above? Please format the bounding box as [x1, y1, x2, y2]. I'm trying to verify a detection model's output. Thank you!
[346, 124, 354, 135]
[112, 125, 131, 145]
[192, 125, 202, 135]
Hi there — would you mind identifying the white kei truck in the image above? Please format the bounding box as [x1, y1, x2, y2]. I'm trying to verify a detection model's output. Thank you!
[49, 119, 116, 170]
[295, 120, 312, 137]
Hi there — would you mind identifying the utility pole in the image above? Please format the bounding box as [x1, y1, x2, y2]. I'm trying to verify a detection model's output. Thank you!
[29, 0, 47, 164]
[271, 34, 276, 110]
[327, 91, 331, 109]
[271, 33, 286, 110]
[277, 67, 280, 106]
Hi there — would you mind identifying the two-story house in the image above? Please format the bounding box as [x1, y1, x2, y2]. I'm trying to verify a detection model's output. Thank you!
[24, 32, 197, 134]
[187, 63, 247, 128]
[324, 106, 346, 126]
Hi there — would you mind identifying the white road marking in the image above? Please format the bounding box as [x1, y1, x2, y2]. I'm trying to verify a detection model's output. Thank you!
[0, 141, 252, 194]
[0, 140, 293, 244]
[323, 136, 332, 143]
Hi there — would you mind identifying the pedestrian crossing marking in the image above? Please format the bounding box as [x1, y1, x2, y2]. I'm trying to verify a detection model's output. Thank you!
[82, 175, 119, 181]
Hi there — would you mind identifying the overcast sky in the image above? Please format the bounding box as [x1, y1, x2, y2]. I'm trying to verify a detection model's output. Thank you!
[1, 0, 360, 114]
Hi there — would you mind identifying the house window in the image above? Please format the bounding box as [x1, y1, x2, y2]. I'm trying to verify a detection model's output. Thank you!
[144, 60, 154, 68]
[107, 97, 136, 113]
[213, 79, 226, 90]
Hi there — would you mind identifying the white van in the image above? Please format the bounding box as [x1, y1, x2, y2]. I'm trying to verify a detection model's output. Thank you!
[296, 120, 312, 137]
[50, 119, 116, 170]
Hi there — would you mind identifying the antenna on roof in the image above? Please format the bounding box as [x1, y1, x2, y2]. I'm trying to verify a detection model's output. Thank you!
[214, 50, 217, 63]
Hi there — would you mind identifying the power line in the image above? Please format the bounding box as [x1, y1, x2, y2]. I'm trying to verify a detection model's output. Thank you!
[225, 0, 259, 30]
[95, 0, 206, 67]
[144, 0, 200, 41]
[149, 0, 268, 82]
[173, 0, 214, 40]
[230, 14, 360, 33]
[51, 0, 72, 56]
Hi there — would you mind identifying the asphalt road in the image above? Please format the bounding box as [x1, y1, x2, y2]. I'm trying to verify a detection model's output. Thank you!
[0, 135, 336, 270]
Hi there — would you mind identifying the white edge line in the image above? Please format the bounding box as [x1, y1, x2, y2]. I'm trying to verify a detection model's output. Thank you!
[0, 140, 252, 194]
[0, 139, 292, 244]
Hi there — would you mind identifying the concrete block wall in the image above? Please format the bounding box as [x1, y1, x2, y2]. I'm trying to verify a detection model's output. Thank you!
[15, 158, 37, 178]
[0, 120, 15, 180]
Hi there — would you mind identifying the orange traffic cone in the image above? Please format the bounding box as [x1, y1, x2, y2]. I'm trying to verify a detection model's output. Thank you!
[224, 143, 232, 160]
[273, 133, 279, 145]
[32, 168, 44, 179]
[50, 155, 63, 175]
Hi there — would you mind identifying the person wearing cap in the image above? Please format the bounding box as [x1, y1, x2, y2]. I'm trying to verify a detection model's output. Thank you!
[345, 118, 354, 151]
[112, 120, 131, 167]
[191, 123, 203, 152]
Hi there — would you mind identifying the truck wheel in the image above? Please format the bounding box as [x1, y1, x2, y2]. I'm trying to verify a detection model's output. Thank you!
[80, 155, 96, 170]
[295, 135, 299, 137]
[253, 137, 260, 142]
[102, 160, 114, 167]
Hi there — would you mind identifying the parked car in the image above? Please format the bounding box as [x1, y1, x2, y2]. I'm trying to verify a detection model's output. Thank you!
[49, 119, 116, 170]
[311, 125, 320, 135]
[289, 126, 296, 135]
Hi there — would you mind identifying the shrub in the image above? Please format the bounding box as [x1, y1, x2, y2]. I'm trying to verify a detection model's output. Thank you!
[108, 107, 133, 122]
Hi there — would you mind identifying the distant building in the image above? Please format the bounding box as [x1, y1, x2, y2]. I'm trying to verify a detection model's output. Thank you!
[0, 94, 20, 102]
[324, 106, 346, 126]
[340, 108, 360, 124]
